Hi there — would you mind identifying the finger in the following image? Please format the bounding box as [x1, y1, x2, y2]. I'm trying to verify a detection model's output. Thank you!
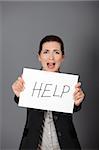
[18, 77, 25, 84]
[74, 92, 84, 101]
[74, 95, 82, 101]
[73, 88, 81, 96]
[74, 94, 84, 105]
[17, 77, 25, 87]
[16, 84, 25, 91]
[17, 80, 24, 87]
[14, 85, 25, 92]
[75, 82, 81, 88]
[75, 97, 84, 103]
[74, 99, 82, 106]
[14, 80, 25, 91]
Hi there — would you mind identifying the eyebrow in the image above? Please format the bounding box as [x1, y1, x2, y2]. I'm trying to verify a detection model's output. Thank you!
[53, 49, 61, 52]
[43, 49, 61, 52]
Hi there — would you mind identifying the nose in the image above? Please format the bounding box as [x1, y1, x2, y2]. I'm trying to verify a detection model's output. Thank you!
[49, 52, 54, 60]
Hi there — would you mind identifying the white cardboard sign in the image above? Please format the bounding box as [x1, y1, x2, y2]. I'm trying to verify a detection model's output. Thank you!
[18, 68, 79, 113]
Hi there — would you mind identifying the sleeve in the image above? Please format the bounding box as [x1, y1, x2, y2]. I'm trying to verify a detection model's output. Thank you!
[73, 103, 82, 113]
[14, 95, 19, 104]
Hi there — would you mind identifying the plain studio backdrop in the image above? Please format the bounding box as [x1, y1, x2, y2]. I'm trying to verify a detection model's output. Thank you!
[0, 1, 99, 149]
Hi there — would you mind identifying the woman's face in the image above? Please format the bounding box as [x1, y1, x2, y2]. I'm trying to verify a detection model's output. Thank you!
[38, 41, 64, 72]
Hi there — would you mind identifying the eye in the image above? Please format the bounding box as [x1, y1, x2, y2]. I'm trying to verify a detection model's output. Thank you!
[43, 50, 49, 54]
[55, 51, 60, 54]
[43, 51, 47, 54]
[54, 50, 61, 54]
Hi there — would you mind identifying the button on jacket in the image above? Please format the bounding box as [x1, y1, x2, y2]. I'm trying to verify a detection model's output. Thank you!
[14, 95, 81, 150]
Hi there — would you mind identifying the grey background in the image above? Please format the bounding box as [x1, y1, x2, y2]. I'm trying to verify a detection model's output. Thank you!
[0, 3, 2, 150]
[0, 1, 99, 150]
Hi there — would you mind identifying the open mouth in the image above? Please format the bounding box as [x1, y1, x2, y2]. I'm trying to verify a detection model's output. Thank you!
[47, 62, 55, 69]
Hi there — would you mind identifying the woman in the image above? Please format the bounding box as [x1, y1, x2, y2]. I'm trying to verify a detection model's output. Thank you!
[12, 35, 85, 150]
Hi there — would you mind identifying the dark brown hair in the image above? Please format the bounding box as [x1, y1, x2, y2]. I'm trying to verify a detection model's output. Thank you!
[38, 35, 64, 55]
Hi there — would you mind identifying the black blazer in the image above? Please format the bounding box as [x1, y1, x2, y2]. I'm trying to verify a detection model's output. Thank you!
[14, 95, 81, 150]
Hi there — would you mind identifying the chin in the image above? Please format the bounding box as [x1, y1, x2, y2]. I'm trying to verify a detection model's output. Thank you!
[47, 68, 59, 72]
[43, 66, 59, 72]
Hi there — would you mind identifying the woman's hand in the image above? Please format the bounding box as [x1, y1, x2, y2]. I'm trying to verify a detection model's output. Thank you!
[12, 76, 25, 97]
[73, 82, 85, 106]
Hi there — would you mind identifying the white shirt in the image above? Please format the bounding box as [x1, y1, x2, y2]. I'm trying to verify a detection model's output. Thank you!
[41, 111, 61, 150]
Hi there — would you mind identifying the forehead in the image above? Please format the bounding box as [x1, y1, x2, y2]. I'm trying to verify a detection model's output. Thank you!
[42, 41, 61, 50]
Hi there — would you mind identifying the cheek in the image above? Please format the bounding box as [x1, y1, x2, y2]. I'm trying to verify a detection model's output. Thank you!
[55, 60, 63, 68]
[56, 62, 62, 67]
[39, 55, 47, 62]
[56, 56, 63, 63]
